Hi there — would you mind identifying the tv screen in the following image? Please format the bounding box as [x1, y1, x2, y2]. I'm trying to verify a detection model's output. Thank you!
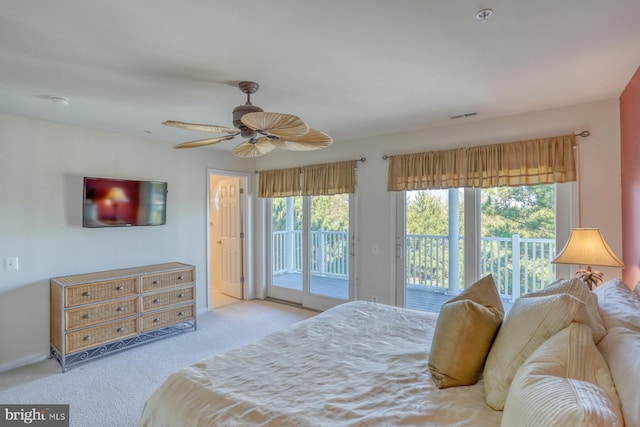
[83, 177, 167, 228]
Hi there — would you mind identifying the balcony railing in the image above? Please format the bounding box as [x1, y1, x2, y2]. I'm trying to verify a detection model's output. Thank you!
[272, 230, 349, 278]
[407, 234, 556, 300]
[272, 230, 556, 301]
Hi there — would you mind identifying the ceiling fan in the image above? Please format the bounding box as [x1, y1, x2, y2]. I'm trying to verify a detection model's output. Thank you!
[163, 81, 332, 158]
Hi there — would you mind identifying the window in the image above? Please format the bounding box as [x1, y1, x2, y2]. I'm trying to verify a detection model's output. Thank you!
[401, 184, 569, 313]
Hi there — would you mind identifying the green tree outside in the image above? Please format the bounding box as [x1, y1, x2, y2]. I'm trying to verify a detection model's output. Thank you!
[405, 185, 556, 295]
[481, 185, 555, 239]
[272, 195, 349, 232]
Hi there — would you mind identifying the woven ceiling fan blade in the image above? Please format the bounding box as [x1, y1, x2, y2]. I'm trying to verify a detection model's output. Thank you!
[163, 120, 238, 134]
[240, 112, 309, 138]
[275, 128, 333, 151]
[232, 137, 277, 158]
[173, 135, 236, 149]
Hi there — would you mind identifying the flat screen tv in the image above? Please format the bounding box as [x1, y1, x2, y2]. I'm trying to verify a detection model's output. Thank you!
[82, 177, 168, 228]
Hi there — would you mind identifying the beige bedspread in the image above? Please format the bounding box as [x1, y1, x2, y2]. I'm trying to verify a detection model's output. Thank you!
[139, 301, 501, 426]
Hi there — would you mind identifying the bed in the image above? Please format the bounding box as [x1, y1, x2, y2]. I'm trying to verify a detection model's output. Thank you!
[139, 301, 501, 426]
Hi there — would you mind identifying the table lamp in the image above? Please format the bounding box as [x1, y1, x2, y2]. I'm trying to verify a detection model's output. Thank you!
[106, 187, 129, 221]
[552, 228, 624, 290]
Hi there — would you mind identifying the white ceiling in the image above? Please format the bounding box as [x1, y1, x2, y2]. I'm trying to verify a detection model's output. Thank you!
[1, 0, 639, 153]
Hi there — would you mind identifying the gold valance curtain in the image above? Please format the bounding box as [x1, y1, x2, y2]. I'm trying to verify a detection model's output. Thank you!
[258, 167, 301, 198]
[387, 134, 576, 191]
[302, 161, 356, 196]
[258, 160, 357, 198]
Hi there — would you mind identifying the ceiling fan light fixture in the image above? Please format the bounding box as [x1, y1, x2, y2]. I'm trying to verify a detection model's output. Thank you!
[240, 128, 257, 138]
[232, 138, 276, 158]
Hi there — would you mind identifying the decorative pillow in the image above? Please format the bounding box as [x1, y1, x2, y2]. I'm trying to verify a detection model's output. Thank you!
[598, 326, 640, 427]
[593, 278, 640, 332]
[502, 323, 622, 427]
[428, 274, 504, 388]
[523, 278, 606, 343]
[483, 293, 585, 410]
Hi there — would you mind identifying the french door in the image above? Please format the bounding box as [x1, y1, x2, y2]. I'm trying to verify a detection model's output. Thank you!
[396, 184, 574, 312]
[267, 194, 354, 311]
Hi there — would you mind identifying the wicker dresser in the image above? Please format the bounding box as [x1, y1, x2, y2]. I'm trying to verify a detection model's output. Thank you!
[50, 262, 196, 372]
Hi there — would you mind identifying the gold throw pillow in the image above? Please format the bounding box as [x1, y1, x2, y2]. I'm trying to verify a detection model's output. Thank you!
[428, 274, 504, 388]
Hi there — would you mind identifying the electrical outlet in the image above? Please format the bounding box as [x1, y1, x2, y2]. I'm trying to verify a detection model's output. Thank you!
[5, 257, 19, 271]
[371, 295, 378, 303]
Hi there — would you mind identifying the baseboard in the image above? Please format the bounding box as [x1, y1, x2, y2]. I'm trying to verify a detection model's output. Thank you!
[264, 297, 321, 313]
[0, 351, 49, 373]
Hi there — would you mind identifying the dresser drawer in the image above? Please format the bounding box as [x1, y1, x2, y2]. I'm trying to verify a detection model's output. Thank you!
[141, 286, 195, 312]
[65, 318, 138, 354]
[141, 304, 195, 332]
[140, 268, 194, 293]
[65, 277, 138, 307]
[65, 297, 138, 331]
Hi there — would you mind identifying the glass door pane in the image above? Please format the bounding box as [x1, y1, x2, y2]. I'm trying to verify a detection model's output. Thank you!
[309, 194, 349, 300]
[479, 185, 557, 302]
[269, 196, 303, 303]
[268, 194, 352, 310]
[405, 189, 463, 313]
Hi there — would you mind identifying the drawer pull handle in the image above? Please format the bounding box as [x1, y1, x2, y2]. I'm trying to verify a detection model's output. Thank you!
[116, 306, 124, 311]
[84, 336, 92, 341]
[83, 314, 91, 319]
[153, 318, 160, 323]
[178, 294, 185, 298]
[178, 275, 184, 280]
[153, 280, 159, 284]
[117, 327, 125, 333]
[178, 312, 184, 316]
[153, 299, 160, 303]
[116, 286, 124, 291]
[83, 291, 92, 297]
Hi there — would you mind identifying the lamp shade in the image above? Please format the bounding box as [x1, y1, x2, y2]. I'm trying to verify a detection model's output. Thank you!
[106, 187, 129, 203]
[552, 228, 623, 267]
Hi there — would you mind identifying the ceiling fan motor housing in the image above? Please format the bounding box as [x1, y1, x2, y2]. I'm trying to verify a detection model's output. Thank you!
[233, 103, 263, 137]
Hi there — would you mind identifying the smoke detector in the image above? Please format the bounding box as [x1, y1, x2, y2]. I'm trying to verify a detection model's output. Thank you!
[49, 96, 70, 106]
[476, 9, 493, 23]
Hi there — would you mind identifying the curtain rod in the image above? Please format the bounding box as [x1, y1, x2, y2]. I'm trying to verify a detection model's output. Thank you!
[254, 157, 366, 173]
[381, 131, 590, 160]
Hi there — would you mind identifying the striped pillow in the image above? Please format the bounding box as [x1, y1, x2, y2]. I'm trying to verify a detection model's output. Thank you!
[483, 293, 585, 410]
[523, 278, 606, 343]
[502, 323, 622, 427]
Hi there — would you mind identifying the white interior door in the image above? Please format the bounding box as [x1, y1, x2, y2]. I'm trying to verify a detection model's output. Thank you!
[219, 178, 243, 299]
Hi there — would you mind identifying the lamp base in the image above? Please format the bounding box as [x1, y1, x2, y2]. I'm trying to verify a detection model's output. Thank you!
[575, 266, 604, 291]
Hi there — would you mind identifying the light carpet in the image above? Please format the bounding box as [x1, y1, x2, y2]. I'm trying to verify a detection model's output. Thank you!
[0, 300, 316, 427]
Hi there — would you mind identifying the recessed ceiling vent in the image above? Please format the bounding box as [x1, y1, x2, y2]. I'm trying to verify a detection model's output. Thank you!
[450, 112, 478, 120]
